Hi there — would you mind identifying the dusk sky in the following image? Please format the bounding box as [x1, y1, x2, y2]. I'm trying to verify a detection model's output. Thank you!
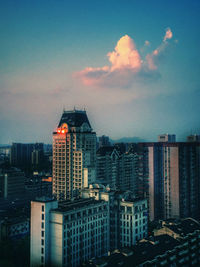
[1, 0, 200, 144]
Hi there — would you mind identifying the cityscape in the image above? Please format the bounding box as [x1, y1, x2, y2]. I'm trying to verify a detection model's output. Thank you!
[0, 110, 200, 266]
[1, 1, 200, 267]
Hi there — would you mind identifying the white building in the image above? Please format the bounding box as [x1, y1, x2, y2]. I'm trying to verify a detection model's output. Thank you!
[30, 197, 109, 267]
[81, 185, 148, 250]
[52, 109, 96, 200]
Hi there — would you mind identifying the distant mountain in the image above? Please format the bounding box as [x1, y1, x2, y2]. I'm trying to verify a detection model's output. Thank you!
[110, 137, 146, 144]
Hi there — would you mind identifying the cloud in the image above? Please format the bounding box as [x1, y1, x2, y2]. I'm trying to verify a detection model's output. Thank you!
[107, 35, 142, 71]
[163, 28, 173, 42]
[144, 40, 150, 46]
[145, 28, 173, 71]
[75, 28, 173, 88]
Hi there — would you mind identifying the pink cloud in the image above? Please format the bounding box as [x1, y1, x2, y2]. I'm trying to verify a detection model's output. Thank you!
[75, 28, 174, 88]
[146, 28, 173, 70]
[163, 28, 173, 42]
[107, 35, 142, 71]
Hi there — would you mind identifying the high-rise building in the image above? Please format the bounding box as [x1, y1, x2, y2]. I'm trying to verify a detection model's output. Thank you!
[142, 142, 200, 221]
[52, 109, 96, 200]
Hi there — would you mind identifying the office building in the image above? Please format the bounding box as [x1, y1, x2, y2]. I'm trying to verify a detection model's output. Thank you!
[52, 109, 96, 200]
[30, 197, 109, 267]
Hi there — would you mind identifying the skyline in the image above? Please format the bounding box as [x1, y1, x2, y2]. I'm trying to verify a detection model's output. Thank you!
[1, 0, 200, 143]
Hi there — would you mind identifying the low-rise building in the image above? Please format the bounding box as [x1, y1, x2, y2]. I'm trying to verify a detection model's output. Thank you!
[87, 218, 200, 266]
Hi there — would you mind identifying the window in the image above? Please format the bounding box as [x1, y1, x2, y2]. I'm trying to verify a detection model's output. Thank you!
[42, 205, 44, 212]
[41, 247, 44, 254]
[41, 231, 44, 237]
[41, 222, 44, 229]
[42, 214, 44, 220]
[41, 239, 44, 246]
[41, 256, 44, 263]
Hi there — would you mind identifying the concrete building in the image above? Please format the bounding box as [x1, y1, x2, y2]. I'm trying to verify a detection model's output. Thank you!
[142, 142, 200, 221]
[81, 185, 148, 250]
[52, 109, 96, 200]
[30, 197, 109, 267]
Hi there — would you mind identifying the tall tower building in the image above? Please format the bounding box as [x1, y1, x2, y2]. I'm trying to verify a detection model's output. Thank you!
[52, 109, 96, 200]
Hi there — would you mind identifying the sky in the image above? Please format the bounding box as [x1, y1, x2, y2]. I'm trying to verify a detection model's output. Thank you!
[0, 0, 200, 143]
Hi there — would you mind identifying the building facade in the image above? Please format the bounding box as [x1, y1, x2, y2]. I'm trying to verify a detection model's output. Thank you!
[96, 145, 148, 198]
[143, 142, 200, 221]
[52, 109, 96, 200]
[81, 185, 148, 250]
[30, 197, 109, 267]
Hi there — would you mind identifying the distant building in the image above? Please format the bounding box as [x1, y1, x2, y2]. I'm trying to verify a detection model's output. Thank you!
[187, 134, 200, 142]
[0, 167, 25, 199]
[96, 145, 148, 197]
[10, 143, 44, 171]
[52, 109, 96, 200]
[96, 146, 120, 187]
[158, 134, 176, 142]
[30, 197, 109, 267]
[98, 135, 111, 148]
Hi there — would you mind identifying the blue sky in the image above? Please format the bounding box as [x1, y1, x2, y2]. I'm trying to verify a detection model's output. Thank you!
[0, 0, 200, 143]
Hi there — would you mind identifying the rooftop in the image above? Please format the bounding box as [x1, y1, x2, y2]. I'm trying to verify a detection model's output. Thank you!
[164, 217, 200, 236]
[52, 198, 105, 213]
[58, 109, 91, 128]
